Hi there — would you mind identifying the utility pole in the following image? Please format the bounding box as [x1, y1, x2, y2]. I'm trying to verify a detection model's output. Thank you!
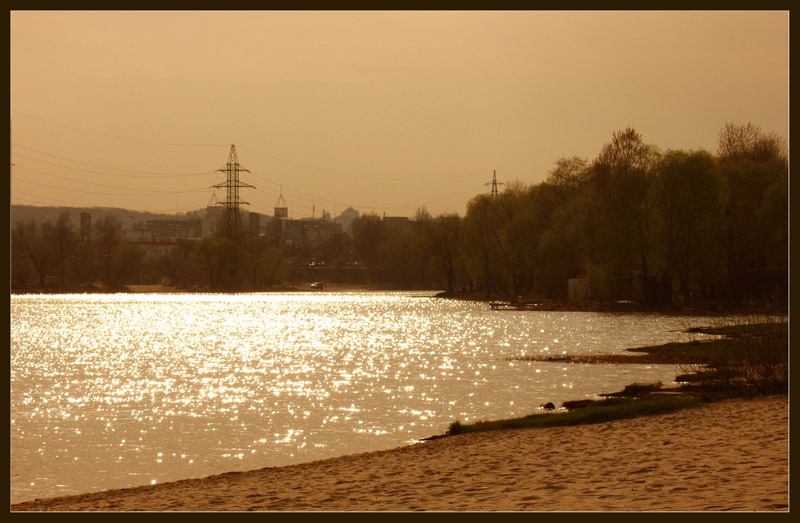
[211, 144, 255, 240]
[273, 186, 288, 247]
[486, 170, 503, 197]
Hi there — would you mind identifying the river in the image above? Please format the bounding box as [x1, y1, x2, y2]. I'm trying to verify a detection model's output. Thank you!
[10, 291, 727, 503]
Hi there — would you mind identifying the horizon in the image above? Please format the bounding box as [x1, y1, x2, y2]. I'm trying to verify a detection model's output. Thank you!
[11, 11, 788, 217]
[11, 201, 394, 222]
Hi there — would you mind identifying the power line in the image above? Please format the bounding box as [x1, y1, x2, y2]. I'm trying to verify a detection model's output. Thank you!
[13, 164, 210, 194]
[12, 110, 226, 148]
[12, 190, 201, 213]
[13, 139, 485, 212]
[13, 113, 489, 183]
[12, 114, 489, 215]
[237, 144, 490, 183]
[13, 191, 92, 207]
[11, 144, 216, 177]
[13, 176, 209, 198]
[247, 168, 483, 212]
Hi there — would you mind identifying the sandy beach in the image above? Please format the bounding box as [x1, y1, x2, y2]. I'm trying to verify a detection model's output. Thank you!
[11, 394, 788, 512]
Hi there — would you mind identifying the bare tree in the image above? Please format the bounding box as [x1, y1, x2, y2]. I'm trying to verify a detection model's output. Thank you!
[422, 213, 462, 294]
[46, 212, 75, 287]
[11, 219, 45, 286]
[717, 122, 787, 163]
[94, 216, 122, 286]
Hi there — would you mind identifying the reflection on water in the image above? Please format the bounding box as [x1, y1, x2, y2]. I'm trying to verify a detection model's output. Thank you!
[10, 292, 724, 503]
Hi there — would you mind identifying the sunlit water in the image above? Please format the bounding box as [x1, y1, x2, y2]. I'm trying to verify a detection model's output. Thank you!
[11, 292, 728, 503]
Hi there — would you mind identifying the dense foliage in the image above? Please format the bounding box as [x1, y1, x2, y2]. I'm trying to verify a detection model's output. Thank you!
[11, 123, 787, 305]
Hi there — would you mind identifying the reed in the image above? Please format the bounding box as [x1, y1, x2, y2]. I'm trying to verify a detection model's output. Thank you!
[447, 396, 702, 436]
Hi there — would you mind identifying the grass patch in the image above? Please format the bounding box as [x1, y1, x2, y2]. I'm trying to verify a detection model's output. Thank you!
[510, 339, 739, 365]
[600, 382, 662, 397]
[684, 322, 785, 338]
[561, 398, 627, 411]
[446, 311, 786, 440]
[677, 317, 788, 398]
[446, 396, 702, 436]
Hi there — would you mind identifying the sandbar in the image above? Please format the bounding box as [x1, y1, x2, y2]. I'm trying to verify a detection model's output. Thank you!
[11, 394, 788, 512]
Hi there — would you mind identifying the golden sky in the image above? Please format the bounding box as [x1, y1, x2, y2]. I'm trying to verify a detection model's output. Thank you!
[10, 11, 789, 218]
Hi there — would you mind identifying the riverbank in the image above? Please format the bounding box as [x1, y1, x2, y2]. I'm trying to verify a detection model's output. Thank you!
[11, 394, 787, 512]
[12, 282, 423, 294]
[12, 285, 785, 316]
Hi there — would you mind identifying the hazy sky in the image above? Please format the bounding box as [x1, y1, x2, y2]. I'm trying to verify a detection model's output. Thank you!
[10, 10, 788, 218]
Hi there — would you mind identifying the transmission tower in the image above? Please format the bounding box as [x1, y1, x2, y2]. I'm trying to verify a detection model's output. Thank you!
[272, 187, 288, 246]
[211, 144, 255, 239]
[486, 170, 503, 197]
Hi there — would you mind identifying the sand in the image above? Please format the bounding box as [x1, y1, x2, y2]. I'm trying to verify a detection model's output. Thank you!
[11, 394, 788, 512]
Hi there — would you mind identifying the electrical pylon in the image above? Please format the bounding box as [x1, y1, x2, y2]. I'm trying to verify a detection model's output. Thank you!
[486, 170, 503, 197]
[211, 144, 255, 239]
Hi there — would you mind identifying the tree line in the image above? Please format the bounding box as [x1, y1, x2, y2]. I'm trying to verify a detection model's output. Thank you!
[11, 123, 787, 308]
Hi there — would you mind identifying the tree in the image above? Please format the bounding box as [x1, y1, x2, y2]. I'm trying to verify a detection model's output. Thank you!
[494, 182, 541, 297]
[376, 229, 428, 288]
[94, 216, 123, 286]
[317, 232, 352, 267]
[243, 236, 286, 289]
[717, 155, 787, 300]
[757, 170, 788, 272]
[593, 127, 658, 190]
[715, 123, 788, 300]
[351, 214, 387, 283]
[42, 212, 75, 287]
[11, 219, 46, 286]
[193, 235, 244, 291]
[546, 156, 591, 203]
[109, 244, 145, 288]
[717, 122, 787, 164]
[414, 207, 433, 223]
[158, 240, 198, 287]
[592, 128, 660, 294]
[260, 246, 287, 288]
[651, 149, 723, 300]
[72, 242, 100, 285]
[421, 213, 462, 294]
[535, 188, 592, 299]
[462, 195, 505, 297]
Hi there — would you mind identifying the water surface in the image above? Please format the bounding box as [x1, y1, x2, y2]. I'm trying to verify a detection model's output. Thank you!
[11, 292, 724, 503]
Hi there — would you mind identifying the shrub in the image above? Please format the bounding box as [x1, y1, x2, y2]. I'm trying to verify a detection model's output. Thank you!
[679, 304, 787, 399]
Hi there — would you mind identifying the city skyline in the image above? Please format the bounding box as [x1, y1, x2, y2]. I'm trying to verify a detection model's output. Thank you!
[11, 11, 788, 217]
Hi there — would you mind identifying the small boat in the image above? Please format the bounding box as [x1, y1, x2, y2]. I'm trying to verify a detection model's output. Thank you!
[490, 300, 554, 311]
[489, 301, 520, 311]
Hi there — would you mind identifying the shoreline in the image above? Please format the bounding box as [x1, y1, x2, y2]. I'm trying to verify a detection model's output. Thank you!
[12, 286, 777, 315]
[11, 394, 788, 512]
[10, 282, 764, 316]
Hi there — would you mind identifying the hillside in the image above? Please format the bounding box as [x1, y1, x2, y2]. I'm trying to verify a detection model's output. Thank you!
[10, 205, 207, 233]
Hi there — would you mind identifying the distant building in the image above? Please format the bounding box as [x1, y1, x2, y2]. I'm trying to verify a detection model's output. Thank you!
[284, 218, 342, 248]
[245, 211, 276, 238]
[201, 206, 224, 237]
[334, 207, 359, 235]
[140, 219, 202, 242]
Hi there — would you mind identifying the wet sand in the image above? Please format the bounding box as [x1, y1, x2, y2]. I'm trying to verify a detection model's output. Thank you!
[11, 394, 788, 512]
